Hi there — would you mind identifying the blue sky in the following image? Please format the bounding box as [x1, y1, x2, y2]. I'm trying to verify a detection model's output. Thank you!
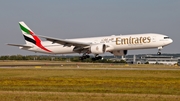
[0, 0, 179, 55]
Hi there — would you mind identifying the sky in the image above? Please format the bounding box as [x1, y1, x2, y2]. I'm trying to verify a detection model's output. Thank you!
[0, 0, 180, 56]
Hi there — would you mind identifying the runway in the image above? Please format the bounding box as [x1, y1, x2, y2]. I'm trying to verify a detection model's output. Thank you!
[1, 66, 180, 71]
[73, 67, 180, 71]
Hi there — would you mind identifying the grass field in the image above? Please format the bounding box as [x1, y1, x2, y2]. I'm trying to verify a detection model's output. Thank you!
[0, 61, 180, 101]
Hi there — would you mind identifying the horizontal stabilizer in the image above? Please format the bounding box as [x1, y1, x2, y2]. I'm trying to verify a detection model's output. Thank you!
[7, 44, 33, 48]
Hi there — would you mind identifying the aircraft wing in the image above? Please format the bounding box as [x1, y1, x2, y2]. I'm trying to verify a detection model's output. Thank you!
[7, 44, 33, 48]
[38, 35, 91, 47]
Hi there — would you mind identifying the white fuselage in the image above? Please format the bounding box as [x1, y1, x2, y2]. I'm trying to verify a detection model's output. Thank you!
[21, 33, 173, 54]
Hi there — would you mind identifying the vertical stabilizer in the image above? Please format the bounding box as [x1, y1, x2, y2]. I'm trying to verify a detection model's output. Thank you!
[19, 21, 37, 45]
[18, 21, 51, 52]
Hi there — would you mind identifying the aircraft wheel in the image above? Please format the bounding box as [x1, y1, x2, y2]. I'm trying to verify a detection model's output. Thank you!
[79, 55, 90, 60]
[85, 55, 90, 58]
[157, 52, 161, 55]
[95, 56, 102, 60]
[92, 56, 103, 61]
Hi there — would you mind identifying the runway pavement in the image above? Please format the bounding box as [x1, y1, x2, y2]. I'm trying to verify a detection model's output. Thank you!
[1, 66, 180, 71]
[77, 67, 180, 71]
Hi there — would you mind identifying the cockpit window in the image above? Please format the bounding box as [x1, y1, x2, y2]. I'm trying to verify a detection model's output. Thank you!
[164, 37, 170, 39]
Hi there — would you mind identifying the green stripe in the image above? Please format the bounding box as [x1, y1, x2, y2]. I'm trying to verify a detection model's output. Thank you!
[19, 23, 30, 35]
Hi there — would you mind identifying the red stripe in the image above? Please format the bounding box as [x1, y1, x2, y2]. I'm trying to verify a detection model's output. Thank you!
[29, 31, 52, 52]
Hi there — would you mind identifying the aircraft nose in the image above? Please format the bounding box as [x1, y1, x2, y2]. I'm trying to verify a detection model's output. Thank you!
[163, 38, 173, 46]
[169, 38, 173, 44]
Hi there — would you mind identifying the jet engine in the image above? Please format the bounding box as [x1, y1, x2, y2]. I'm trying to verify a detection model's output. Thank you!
[90, 44, 106, 54]
[111, 50, 128, 56]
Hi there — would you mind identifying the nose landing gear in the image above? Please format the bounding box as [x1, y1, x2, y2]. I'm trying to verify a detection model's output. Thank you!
[157, 46, 163, 55]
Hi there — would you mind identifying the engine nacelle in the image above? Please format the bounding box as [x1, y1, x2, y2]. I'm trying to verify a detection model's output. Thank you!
[90, 44, 106, 54]
[112, 50, 128, 56]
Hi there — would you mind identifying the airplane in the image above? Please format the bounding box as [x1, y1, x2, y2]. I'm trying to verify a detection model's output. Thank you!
[7, 21, 173, 60]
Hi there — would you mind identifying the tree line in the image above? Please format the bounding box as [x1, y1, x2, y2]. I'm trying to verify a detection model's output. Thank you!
[0, 55, 127, 63]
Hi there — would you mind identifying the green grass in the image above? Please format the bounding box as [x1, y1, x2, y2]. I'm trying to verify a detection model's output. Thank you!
[0, 91, 180, 101]
[0, 69, 180, 94]
[0, 61, 180, 101]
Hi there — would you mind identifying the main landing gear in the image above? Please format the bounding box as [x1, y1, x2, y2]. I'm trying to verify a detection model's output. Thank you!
[92, 56, 103, 61]
[79, 54, 103, 61]
[79, 54, 90, 60]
